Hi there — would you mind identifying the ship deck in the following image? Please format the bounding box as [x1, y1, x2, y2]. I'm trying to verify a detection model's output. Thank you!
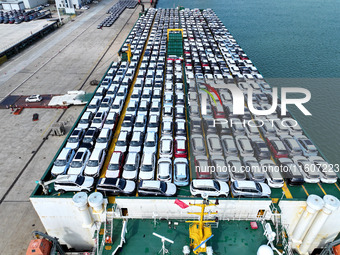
[97, 218, 275, 255]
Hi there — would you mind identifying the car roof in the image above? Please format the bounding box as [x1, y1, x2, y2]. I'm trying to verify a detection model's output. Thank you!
[141, 180, 161, 188]
[58, 148, 72, 159]
[192, 179, 215, 188]
[234, 181, 257, 189]
[56, 174, 78, 182]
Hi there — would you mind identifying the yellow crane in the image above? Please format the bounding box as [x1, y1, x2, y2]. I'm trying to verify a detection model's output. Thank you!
[186, 200, 218, 254]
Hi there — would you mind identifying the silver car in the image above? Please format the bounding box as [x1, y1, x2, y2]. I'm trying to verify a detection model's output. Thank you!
[260, 159, 284, 188]
[206, 134, 223, 156]
[235, 135, 254, 157]
[227, 156, 246, 181]
[292, 156, 320, 183]
[243, 157, 265, 182]
[191, 134, 206, 156]
[309, 156, 338, 183]
[211, 155, 229, 181]
[221, 135, 238, 157]
[231, 180, 271, 198]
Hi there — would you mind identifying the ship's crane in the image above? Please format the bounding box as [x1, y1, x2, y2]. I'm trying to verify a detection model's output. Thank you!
[36, 179, 57, 195]
[185, 195, 217, 254]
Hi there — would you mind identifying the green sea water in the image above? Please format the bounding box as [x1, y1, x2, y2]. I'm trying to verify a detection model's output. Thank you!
[157, 0, 340, 165]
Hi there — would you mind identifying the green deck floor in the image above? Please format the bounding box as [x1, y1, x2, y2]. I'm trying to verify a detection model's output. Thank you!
[99, 219, 282, 255]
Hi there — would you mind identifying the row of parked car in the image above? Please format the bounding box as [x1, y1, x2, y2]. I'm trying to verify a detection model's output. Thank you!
[51, 10, 158, 194]
[182, 8, 337, 188]
[98, 0, 138, 28]
[104, 9, 190, 187]
[50, 7, 337, 199]
[0, 9, 47, 24]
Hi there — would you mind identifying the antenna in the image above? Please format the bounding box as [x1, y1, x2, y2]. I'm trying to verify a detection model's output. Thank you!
[152, 232, 174, 255]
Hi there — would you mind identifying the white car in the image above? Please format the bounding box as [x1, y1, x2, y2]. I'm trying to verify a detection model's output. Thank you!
[51, 148, 75, 176]
[190, 179, 229, 197]
[157, 157, 172, 182]
[122, 152, 140, 180]
[94, 128, 113, 151]
[68, 148, 91, 175]
[260, 159, 284, 188]
[25, 95, 42, 103]
[231, 180, 271, 198]
[103, 112, 118, 130]
[139, 153, 156, 180]
[83, 148, 106, 177]
[54, 174, 94, 193]
[65, 128, 85, 150]
[143, 132, 158, 154]
[90, 111, 107, 130]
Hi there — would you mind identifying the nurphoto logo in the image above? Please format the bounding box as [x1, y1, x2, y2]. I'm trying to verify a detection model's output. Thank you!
[199, 82, 311, 117]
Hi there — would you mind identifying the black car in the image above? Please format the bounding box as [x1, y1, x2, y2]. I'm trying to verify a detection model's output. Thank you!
[79, 127, 99, 151]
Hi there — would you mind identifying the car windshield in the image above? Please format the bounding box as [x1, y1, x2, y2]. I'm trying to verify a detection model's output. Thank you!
[71, 161, 82, 168]
[125, 164, 135, 171]
[68, 137, 79, 143]
[97, 138, 107, 143]
[54, 159, 66, 166]
[118, 179, 126, 189]
[116, 138, 126, 146]
[93, 119, 101, 123]
[213, 181, 220, 190]
[131, 140, 141, 146]
[160, 182, 167, 192]
[142, 165, 152, 171]
[145, 141, 155, 147]
[87, 160, 98, 167]
[122, 122, 131, 127]
[108, 163, 119, 171]
[83, 137, 93, 143]
[75, 176, 85, 185]
[106, 119, 114, 124]
[79, 119, 89, 124]
[255, 183, 262, 191]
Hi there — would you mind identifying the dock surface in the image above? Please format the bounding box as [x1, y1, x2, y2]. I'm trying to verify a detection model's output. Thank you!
[0, 1, 147, 254]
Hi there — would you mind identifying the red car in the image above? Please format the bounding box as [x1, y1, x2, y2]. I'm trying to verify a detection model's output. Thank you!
[174, 136, 188, 158]
[266, 137, 289, 159]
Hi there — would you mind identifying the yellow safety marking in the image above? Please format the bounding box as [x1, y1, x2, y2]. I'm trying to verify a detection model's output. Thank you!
[302, 185, 309, 196]
[108, 196, 115, 204]
[229, 181, 234, 198]
[317, 183, 327, 195]
[271, 198, 279, 204]
[282, 182, 293, 199]
[334, 183, 340, 192]
[100, 16, 155, 180]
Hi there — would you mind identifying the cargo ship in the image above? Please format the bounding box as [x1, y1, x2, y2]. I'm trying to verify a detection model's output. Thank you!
[28, 5, 340, 255]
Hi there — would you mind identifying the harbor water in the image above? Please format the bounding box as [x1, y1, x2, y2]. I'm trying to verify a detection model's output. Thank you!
[157, 0, 340, 165]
